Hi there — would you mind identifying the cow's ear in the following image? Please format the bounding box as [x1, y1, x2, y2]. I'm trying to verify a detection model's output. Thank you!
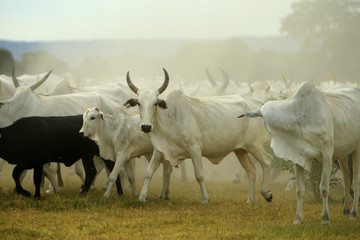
[156, 99, 167, 109]
[123, 98, 139, 108]
[100, 113, 104, 120]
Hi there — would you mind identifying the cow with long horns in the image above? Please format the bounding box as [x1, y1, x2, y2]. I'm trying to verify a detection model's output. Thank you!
[124, 69, 273, 204]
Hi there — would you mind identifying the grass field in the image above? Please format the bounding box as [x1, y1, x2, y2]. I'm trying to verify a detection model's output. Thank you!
[0, 173, 359, 240]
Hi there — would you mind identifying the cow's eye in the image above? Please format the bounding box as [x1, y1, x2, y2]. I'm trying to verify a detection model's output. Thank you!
[90, 116, 95, 120]
[154, 103, 158, 107]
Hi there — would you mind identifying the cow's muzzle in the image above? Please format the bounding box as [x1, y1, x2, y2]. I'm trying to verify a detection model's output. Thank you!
[141, 124, 152, 133]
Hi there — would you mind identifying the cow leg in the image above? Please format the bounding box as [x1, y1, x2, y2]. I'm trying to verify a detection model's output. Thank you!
[101, 164, 111, 190]
[56, 163, 64, 187]
[12, 165, 31, 197]
[250, 148, 273, 202]
[232, 163, 243, 184]
[33, 165, 43, 199]
[80, 157, 97, 194]
[124, 159, 138, 197]
[45, 163, 56, 193]
[189, 147, 210, 204]
[103, 160, 123, 196]
[104, 154, 130, 198]
[179, 161, 187, 182]
[350, 149, 360, 219]
[90, 157, 107, 191]
[19, 169, 28, 183]
[294, 164, 305, 224]
[285, 178, 295, 191]
[139, 150, 163, 202]
[320, 157, 332, 224]
[42, 163, 61, 193]
[159, 160, 172, 200]
[74, 160, 86, 189]
[348, 155, 354, 198]
[338, 157, 351, 217]
[233, 149, 256, 203]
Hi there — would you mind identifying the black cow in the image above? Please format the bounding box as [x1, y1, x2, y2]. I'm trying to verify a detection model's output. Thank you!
[0, 115, 123, 199]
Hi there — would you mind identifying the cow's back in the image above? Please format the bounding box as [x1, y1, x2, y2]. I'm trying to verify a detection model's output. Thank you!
[0, 115, 98, 168]
[153, 90, 266, 164]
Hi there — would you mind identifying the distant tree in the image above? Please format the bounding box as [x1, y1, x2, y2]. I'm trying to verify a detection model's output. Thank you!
[18, 51, 69, 75]
[281, 0, 360, 80]
[0, 48, 15, 75]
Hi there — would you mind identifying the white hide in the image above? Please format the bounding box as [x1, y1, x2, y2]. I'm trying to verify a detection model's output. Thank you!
[242, 81, 360, 224]
[79, 107, 171, 199]
[126, 71, 273, 204]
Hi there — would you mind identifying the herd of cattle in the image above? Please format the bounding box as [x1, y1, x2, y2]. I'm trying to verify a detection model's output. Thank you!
[0, 67, 359, 225]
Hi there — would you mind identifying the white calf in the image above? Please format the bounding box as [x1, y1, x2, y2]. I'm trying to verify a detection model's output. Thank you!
[79, 107, 172, 198]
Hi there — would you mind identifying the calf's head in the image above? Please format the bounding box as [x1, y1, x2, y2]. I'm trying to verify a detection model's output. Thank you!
[124, 68, 169, 133]
[79, 107, 104, 137]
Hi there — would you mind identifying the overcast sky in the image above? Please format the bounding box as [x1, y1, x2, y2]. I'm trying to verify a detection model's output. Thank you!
[1, 0, 296, 41]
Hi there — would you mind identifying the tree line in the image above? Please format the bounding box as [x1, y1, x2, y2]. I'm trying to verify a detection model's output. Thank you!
[1, 0, 359, 84]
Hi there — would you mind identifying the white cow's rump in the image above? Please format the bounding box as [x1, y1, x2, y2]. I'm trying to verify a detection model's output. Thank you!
[240, 82, 360, 224]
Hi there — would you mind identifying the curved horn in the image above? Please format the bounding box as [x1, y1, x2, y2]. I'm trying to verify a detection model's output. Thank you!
[219, 67, 230, 91]
[30, 70, 53, 91]
[157, 68, 169, 94]
[205, 67, 217, 87]
[12, 67, 20, 88]
[126, 71, 139, 94]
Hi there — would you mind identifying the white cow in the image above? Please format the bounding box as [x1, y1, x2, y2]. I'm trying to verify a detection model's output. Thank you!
[124, 69, 273, 204]
[79, 107, 172, 199]
[239, 81, 360, 224]
[0, 68, 55, 100]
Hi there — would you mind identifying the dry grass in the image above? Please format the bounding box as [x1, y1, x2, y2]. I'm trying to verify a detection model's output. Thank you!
[0, 176, 359, 239]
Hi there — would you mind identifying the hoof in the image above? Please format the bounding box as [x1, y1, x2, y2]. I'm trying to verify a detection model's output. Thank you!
[322, 213, 330, 224]
[139, 196, 147, 203]
[246, 199, 255, 204]
[45, 189, 54, 194]
[350, 211, 358, 219]
[159, 196, 171, 200]
[19, 190, 31, 198]
[321, 219, 330, 225]
[201, 199, 210, 204]
[293, 219, 303, 225]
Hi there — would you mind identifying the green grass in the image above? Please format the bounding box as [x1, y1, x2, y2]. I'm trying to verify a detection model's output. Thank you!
[0, 179, 359, 240]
